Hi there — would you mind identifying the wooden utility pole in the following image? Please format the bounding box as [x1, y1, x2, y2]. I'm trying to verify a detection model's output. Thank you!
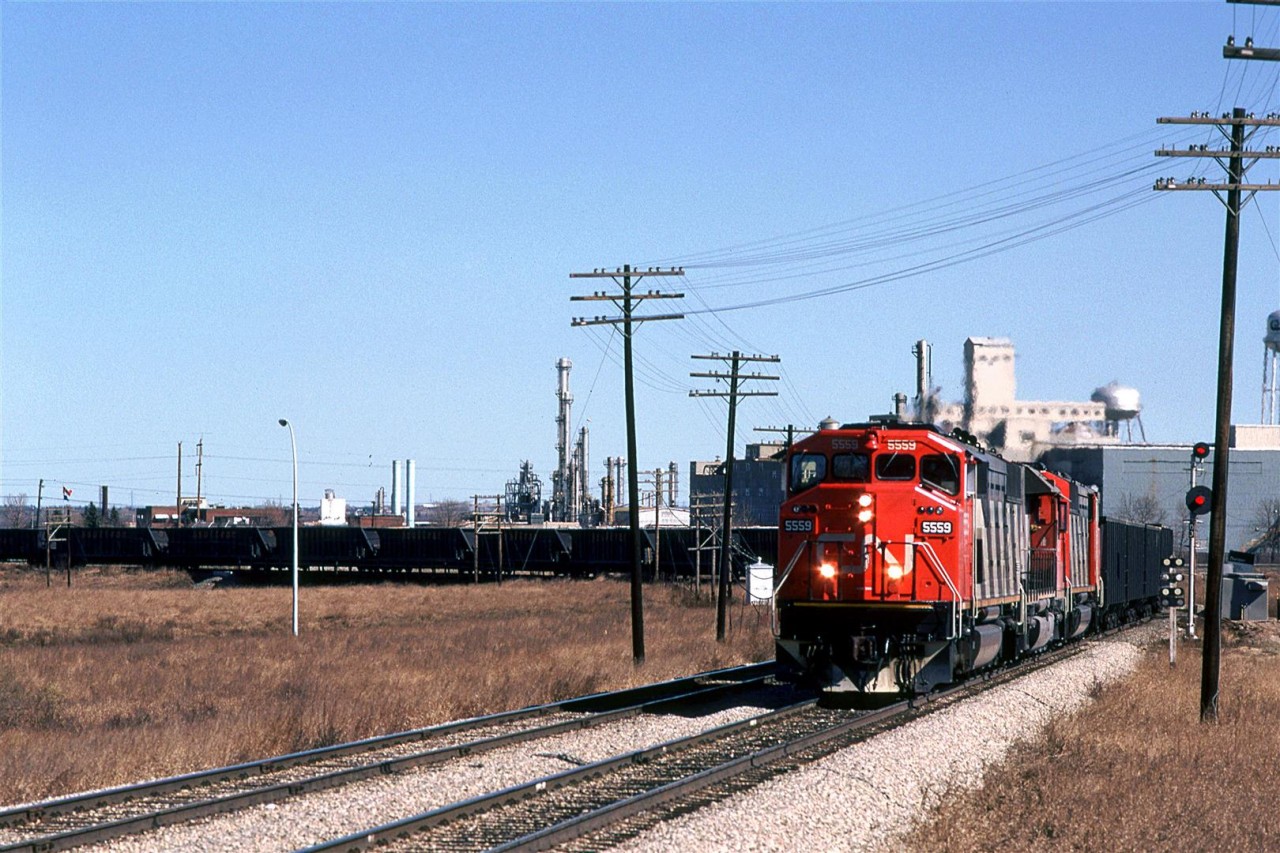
[195, 437, 203, 524]
[571, 265, 684, 664]
[690, 352, 779, 641]
[176, 441, 182, 527]
[1156, 106, 1280, 721]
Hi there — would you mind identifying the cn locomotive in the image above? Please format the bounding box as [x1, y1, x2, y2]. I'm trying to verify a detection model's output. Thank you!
[774, 419, 1169, 695]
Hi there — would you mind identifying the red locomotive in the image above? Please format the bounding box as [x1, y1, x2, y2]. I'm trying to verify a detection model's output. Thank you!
[775, 419, 1166, 694]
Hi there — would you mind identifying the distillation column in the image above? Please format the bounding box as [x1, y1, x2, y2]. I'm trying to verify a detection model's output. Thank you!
[553, 358, 573, 522]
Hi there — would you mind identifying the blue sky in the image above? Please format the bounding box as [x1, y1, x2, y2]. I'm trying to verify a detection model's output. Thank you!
[4, 1, 1280, 510]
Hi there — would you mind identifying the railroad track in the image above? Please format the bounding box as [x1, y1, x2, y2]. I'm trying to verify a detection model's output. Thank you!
[0, 662, 780, 853]
[301, 642, 1093, 852]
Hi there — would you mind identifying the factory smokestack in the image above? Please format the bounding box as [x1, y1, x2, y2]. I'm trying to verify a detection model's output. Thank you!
[913, 339, 932, 421]
[391, 461, 403, 518]
[405, 459, 416, 528]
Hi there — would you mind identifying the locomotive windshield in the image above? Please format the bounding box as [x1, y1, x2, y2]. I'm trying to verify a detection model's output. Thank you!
[832, 452, 870, 482]
[791, 448, 948, 491]
[874, 453, 916, 481]
[790, 453, 826, 493]
[920, 453, 960, 495]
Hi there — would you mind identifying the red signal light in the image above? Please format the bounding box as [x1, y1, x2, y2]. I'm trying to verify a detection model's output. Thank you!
[1186, 485, 1213, 515]
[1192, 442, 1211, 461]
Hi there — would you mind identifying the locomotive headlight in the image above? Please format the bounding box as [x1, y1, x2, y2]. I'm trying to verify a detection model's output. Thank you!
[856, 494, 873, 523]
[817, 562, 837, 580]
[886, 563, 905, 581]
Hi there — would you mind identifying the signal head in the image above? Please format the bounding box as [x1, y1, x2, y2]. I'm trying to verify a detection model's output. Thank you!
[1186, 486, 1213, 515]
[1192, 442, 1211, 462]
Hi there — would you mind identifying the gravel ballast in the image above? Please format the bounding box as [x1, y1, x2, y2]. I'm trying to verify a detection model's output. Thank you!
[76, 627, 1154, 852]
[615, 627, 1158, 853]
[81, 703, 779, 853]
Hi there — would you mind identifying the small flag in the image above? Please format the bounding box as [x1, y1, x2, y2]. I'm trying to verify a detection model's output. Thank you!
[62, 486, 72, 500]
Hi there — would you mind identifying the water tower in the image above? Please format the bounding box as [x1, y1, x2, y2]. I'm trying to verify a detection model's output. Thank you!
[1264, 310, 1280, 425]
[1091, 381, 1145, 442]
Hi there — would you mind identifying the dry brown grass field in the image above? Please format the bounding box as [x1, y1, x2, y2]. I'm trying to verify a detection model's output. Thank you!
[0, 566, 773, 805]
[904, 569, 1280, 852]
[7, 563, 1279, 848]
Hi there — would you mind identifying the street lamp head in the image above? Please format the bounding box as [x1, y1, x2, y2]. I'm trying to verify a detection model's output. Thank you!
[278, 418, 289, 427]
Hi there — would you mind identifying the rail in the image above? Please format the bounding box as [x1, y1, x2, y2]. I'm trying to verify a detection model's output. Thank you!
[302, 637, 1099, 852]
[0, 663, 776, 853]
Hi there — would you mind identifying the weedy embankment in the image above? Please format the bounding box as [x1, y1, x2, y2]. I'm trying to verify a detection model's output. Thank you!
[0, 567, 771, 804]
[903, 588, 1280, 851]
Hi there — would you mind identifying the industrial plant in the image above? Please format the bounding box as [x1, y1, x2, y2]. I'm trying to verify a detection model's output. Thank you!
[15, 313, 1280, 571]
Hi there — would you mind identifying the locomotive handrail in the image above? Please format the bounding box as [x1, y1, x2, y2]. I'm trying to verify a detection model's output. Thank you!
[910, 539, 963, 640]
[876, 538, 963, 640]
[770, 540, 809, 638]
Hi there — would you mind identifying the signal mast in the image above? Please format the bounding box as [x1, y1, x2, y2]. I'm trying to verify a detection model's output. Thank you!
[1184, 442, 1212, 638]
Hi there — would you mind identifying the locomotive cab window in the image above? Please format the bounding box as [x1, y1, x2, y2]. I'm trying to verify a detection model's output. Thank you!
[920, 454, 960, 495]
[831, 452, 870, 482]
[789, 453, 827, 493]
[874, 452, 916, 481]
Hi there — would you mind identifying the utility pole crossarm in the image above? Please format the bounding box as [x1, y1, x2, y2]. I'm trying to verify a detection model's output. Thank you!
[689, 390, 779, 398]
[571, 293, 685, 301]
[570, 268, 685, 278]
[689, 371, 782, 380]
[1154, 182, 1280, 191]
[572, 313, 685, 326]
[1158, 114, 1280, 126]
[690, 353, 781, 362]
[1225, 44, 1280, 61]
[1156, 149, 1280, 158]
[1222, 4, 1280, 57]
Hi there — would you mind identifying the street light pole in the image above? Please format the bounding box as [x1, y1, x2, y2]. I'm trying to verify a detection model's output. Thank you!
[278, 418, 299, 637]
